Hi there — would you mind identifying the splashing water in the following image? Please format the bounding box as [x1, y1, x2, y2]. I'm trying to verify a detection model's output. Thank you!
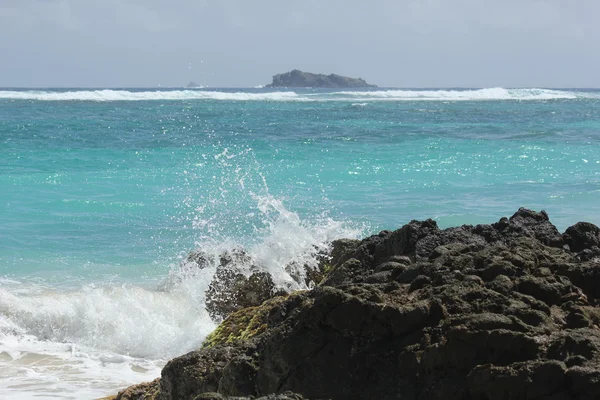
[0, 151, 361, 398]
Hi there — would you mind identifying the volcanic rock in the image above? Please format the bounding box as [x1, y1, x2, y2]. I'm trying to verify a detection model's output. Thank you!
[115, 209, 600, 400]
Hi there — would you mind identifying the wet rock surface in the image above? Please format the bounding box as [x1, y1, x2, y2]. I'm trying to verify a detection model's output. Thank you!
[116, 208, 600, 400]
[182, 248, 288, 322]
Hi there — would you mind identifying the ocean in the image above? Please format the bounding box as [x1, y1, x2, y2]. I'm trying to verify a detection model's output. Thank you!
[1, 87, 599, 398]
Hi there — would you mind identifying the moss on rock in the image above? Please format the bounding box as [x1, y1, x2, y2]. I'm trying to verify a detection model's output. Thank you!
[202, 295, 289, 349]
[115, 378, 161, 400]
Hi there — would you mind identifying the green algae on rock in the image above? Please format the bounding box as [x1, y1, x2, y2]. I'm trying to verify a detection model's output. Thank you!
[115, 378, 161, 400]
[202, 295, 291, 349]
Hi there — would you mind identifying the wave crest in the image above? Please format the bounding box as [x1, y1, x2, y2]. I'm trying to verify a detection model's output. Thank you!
[325, 87, 585, 101]
[0, 90, 302, 102]
[0, 88, 595, 102]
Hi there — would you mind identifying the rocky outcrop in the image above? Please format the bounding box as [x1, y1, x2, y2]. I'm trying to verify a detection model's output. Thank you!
[183, 245, 336, 321]
[115, 208, 600, 400]
[265, 70, 376, 88]
[181, 248, 286, 321]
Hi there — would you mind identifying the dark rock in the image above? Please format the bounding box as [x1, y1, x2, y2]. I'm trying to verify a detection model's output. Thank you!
[115, 378, 161, 399]
[158, 345, 255, 399]
[516, 275, 575, 306]
[547, 329, 600, 361]
[252, 393, 310, 400]
[565, 355, 588, 368]
[117, 209, 600, 400]
[546, 260, 600, 302]
[565, 366, 600, 400]
[388, 255, 412, 265]
[466, 361, 567, 400]
[118, 391, 311, 400]
[409, 274, 432, 291]
[386, 219, 439, 260]
[505, 208, 564, 248]
[486, 274, 514, 294]
[184, 250, 216, 269]
[577, 246, 600, 261]
[266, 70, 376, 88]
[373, 261, 407, 273]
[329, 239, 361, 266]
[218, 248, 255, 269]
[206, 270, 283, 321]
[182, 247, 288, 321]
[563, 222, 600, 253]
[292, 240, 362, 288]
[192, 394, 224, 400]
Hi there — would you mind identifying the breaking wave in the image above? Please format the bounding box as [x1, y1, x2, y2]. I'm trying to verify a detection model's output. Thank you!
[327, 88, 591, 101]
[0, 90, 302, 102]
[0, 191, 362, 398]
[0, 88, 596, 102]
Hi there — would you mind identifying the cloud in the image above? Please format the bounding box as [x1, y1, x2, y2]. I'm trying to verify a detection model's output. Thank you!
[0, 0, 81, 30]
[0, 0, 598, 87]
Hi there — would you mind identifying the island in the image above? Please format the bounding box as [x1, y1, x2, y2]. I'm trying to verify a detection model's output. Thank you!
[266, 69, 377, 88]
[186, 81, 201, 88]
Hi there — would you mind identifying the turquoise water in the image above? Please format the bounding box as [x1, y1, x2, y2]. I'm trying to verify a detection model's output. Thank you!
[1, 87, 600, 397]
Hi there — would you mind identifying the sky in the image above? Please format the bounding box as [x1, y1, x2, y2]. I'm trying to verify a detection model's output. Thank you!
[0, 0, 598, 88]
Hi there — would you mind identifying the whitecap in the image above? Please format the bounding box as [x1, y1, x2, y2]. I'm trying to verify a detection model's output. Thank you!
[0, 88, 595, 102]
[0, 90, 303, 102]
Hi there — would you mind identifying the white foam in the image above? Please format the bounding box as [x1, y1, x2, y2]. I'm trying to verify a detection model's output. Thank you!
[0, 88, 594, 102]
[0, 191, 362, 398]
[0, 90, 302, 102]
[170, 193, 364, 292]
[329, 87, 587, 101]
[169, 146, 364, 292]
[0, 335, 162, 399]
[249, 194, 362, 289]
[0, 284, 215, 358]
[0, 279, 216, 398]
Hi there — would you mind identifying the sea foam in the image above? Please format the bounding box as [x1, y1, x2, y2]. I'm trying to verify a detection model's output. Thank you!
[0, 88, 593, 102]
[328, 87, 584, 101]
[0, 90, 302, 102]
[0, 192, 361, 398]
[0, 283, 204, 398]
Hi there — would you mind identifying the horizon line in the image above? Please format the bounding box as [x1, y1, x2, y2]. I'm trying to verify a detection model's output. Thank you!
[1, 86, 599, 90]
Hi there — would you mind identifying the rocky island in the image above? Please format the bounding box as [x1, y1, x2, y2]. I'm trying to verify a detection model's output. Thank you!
[265, 70, 377, 88]
[186, 81, 201, 88]
[110, 208, 600, 400]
